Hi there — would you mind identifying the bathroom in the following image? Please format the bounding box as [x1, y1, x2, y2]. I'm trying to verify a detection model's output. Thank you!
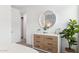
[0, 5, 79, 53]
[11, 5, 79, 53]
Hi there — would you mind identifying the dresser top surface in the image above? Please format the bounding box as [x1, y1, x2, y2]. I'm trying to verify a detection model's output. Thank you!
[33, 33, 59, 36]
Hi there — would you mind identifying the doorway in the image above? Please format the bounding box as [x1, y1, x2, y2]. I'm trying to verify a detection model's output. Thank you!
[17, 15, 27, 46]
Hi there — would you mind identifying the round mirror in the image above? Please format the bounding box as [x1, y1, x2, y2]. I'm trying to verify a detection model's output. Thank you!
[39, 10, 56, 30]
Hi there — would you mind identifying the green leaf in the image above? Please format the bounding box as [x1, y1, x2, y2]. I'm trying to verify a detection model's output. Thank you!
[73, 44, 77, 45]
[60, 32, 64, 34]
[75, 25, 79, 28]
[74, 29, 79, 33]
[72, 20, 77, 24]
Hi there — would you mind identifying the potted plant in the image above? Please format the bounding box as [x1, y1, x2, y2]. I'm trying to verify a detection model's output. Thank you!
[60, 19, 79, 52]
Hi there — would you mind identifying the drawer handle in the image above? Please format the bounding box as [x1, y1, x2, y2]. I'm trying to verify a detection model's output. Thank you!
[48, 48, 52, 51]
[47, 38, 53, 40]
[48, 43, 52, 45]
[36, 41, 40, 42]
[37, 45, 40, 47]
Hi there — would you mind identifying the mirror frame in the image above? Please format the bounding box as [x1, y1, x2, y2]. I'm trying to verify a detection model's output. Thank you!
[39, 10, 56, 30]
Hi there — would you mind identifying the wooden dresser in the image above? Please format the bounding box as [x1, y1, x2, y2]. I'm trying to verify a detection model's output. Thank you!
[33, 34, 60, 53]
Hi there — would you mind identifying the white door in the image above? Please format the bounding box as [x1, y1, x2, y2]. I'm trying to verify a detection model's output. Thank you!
[11, 8, 21, 43]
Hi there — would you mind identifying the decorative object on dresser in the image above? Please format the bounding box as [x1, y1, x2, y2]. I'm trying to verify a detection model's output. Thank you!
[33, 34, 60, 53]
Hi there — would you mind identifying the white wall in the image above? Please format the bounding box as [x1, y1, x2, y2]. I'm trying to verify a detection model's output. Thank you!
[21, 5, 78, 52]
[0, 5, 11, 44]
[11, 7, 21, 43]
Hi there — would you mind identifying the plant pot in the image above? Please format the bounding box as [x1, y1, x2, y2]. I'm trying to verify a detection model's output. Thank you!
[65, 47, 75, 53]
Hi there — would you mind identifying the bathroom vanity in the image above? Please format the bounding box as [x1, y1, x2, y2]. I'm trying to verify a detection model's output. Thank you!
[32, 10, 60, 53]
[33, 33, 61, 53]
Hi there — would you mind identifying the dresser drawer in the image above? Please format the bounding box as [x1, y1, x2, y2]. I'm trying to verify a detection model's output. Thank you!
[34, 40, 41, 45]
[53, 48, 58, 53]
[47, 42, 53, 46]
[45, 36, 57, 43]
[53, 36, 58, 42]
[46, 42, 58, 48]
[45, 47, 54, 52]
[34, 35, 44, 41]
[45, 46, 58, 53]
[44, 42, 58, 53]
[45, 36, 54, 40]
[34, 38, 41, 42]
[46, 43, 57, 48]
[45, 36, 53, 40]
[34, 43, 45, 50]
[34, 34, 42, 38]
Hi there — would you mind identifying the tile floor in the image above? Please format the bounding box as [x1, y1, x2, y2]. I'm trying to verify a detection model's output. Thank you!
[16, 42, 46, 53]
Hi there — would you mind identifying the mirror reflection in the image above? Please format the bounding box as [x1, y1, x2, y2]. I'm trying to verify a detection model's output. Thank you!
[39, 10, 56, 30]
